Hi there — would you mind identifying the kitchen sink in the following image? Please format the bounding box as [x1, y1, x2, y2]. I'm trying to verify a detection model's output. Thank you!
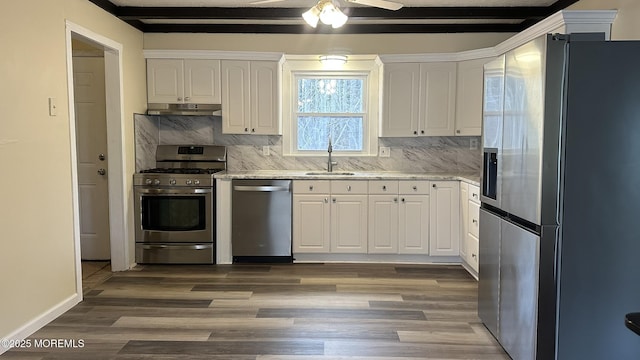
[305, 172, 355, 176]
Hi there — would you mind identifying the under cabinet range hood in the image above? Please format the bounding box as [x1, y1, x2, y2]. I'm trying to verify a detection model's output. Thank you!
[147, 103, 222, 116]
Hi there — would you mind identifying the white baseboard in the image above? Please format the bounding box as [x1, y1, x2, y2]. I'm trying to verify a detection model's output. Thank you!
[0, 293, 82, 355]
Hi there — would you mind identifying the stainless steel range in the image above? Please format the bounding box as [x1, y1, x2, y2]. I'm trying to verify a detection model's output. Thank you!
[134, 145, 226, 264]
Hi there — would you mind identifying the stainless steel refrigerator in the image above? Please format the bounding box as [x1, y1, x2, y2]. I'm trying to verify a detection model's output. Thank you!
[478, 33, 640, 360]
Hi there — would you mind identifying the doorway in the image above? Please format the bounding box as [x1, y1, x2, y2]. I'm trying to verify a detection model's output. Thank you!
[72, 37, 112, 292]
[65, 21, 129, 298]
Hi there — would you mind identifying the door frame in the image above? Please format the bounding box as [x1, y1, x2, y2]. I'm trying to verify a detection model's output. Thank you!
[65, 21, 129, 297]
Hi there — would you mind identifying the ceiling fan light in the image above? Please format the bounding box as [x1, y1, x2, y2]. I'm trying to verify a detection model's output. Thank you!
[319, 3, 337, 25]
[302, 6, 320, 28]
[331, 9, 348, 28]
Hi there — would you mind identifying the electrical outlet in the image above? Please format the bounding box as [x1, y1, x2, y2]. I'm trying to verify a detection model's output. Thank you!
[470, 139, 478, 150]
[262, 146, 270, 156]
[379, 146, 391, 158]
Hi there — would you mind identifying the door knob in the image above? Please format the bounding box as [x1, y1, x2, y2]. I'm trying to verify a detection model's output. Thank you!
[97, 169, 106, 176]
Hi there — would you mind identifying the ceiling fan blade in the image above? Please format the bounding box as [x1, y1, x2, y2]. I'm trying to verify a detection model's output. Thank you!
[249, 0, 287, 5]
[346, 0, 403, 11]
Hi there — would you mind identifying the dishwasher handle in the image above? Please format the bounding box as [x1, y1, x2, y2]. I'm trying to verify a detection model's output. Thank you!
[233, 185, 290, 192]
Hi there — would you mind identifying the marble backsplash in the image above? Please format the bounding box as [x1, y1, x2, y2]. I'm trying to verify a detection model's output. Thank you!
[134, 114, 481, 174]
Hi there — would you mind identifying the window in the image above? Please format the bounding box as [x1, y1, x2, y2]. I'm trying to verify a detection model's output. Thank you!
[295, 76, 365, 152]
[282, 56, 380, 156]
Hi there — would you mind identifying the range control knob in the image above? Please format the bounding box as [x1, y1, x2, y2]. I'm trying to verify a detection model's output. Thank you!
[194, 180, 200, 185]
[169, 179, 177, 185]
[152, 179, 161, 186]
[145, 178, 152, 185]
[186, 179, 193, 185]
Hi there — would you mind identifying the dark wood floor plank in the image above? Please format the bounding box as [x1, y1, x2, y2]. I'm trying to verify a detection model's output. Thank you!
[257, 308, 427, 321]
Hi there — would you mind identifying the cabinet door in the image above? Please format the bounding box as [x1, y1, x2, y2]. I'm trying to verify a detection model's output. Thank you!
[419, 62, 457, 136]
[293, 194, 330, 253]
[398, 195, 430, 254]
[459, 182, 469, 259]
[368, 195, 399, 254]
[469, 200, 480, 238]
[429, 181, 460, 256]
[221, 60, 251, 134]
[251, 61, 280, 135]
[147, 59, 184, 103]
[331, 195, 368, 253]
[381, 63, 420, 137]
[455, 58, 489, 136]
[184, 59, 221, 104]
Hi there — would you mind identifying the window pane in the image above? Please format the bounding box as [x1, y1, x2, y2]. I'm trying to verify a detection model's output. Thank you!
[297, 116, 363, 151]
[298, 78, 363, 113]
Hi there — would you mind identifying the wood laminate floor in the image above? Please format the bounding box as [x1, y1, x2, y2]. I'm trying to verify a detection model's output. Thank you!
[4, 263, 509, 359]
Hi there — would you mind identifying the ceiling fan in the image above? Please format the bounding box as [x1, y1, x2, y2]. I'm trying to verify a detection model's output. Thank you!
[251, 0, 404, 28]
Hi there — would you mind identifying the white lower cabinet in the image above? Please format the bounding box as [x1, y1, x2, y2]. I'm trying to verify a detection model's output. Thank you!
[460, 182, 480, 273]
[429, 181, 460, 256]
[293, 180, 368, 254]
[293, 179, 460, 258]
[368, 194, 399, 254]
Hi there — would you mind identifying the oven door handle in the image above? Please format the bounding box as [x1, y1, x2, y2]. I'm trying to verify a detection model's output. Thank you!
[139, 244, 212, 250]
[233, 185, 290, 192]
[137, 188, 212, 195]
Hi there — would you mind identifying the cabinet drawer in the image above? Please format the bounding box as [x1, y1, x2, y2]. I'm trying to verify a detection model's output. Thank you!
[466, 233, 479, 272]
[399, 180, 430, 195]
[368, 180, 399, 195]
[469, 200, 480, 238]
[468, 184, 480, 204]
[293, 180, 330, 194]
[331, 180, 368, 194]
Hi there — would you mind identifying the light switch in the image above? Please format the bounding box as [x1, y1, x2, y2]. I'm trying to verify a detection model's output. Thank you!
[48, 97, 57, 116]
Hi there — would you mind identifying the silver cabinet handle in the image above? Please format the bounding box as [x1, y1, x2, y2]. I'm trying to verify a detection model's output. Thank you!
[177, 97, 182, 101]
[332, 198, 336, 203]
[401, 198, 405, 203]
[97, 168, 106, 175]
[324, 198, 329, 203]
[472, 253, 477, 259]
[309, 185, 314, 191]
[185, 96, 191, 101]
[394, 198, 398, 203]
[347, 185, 352, 191]
[233, 185, 290, 192]
[141, 244, 210, 250]
[412, 185, 417, 191]
[432, 184, 436, 188]
[382, 185, 387, 191]
[472, 193, 478, 198]
[473, 219, 478, 224]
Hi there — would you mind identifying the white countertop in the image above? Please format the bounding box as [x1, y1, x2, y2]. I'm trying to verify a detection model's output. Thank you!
[215, 170, 480, 186]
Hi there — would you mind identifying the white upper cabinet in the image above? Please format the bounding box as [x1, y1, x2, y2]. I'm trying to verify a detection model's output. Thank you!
[147, 59, 221, 104]
[455, 58, 492, 136]
[382, 62, 457, 137]
[420, 62, 457, 136]
[222, 60, 280, 135]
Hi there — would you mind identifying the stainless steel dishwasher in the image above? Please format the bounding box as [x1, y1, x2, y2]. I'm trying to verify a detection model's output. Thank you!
[231, 179, 292, 263]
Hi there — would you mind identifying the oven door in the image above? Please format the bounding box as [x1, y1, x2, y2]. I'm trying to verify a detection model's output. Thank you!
[134, 187, 213, 244]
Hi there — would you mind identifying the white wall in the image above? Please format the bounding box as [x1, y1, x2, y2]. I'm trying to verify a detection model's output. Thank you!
[0, 0, 145, 340]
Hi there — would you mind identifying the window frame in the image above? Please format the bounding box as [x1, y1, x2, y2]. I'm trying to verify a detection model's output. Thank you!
[282, 55, 381, 157]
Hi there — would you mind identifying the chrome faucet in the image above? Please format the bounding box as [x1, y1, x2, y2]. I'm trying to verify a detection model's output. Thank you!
[327, 138, 337, 172]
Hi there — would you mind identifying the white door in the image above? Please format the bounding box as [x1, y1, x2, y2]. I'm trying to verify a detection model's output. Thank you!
[73, 56, 111, 260]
